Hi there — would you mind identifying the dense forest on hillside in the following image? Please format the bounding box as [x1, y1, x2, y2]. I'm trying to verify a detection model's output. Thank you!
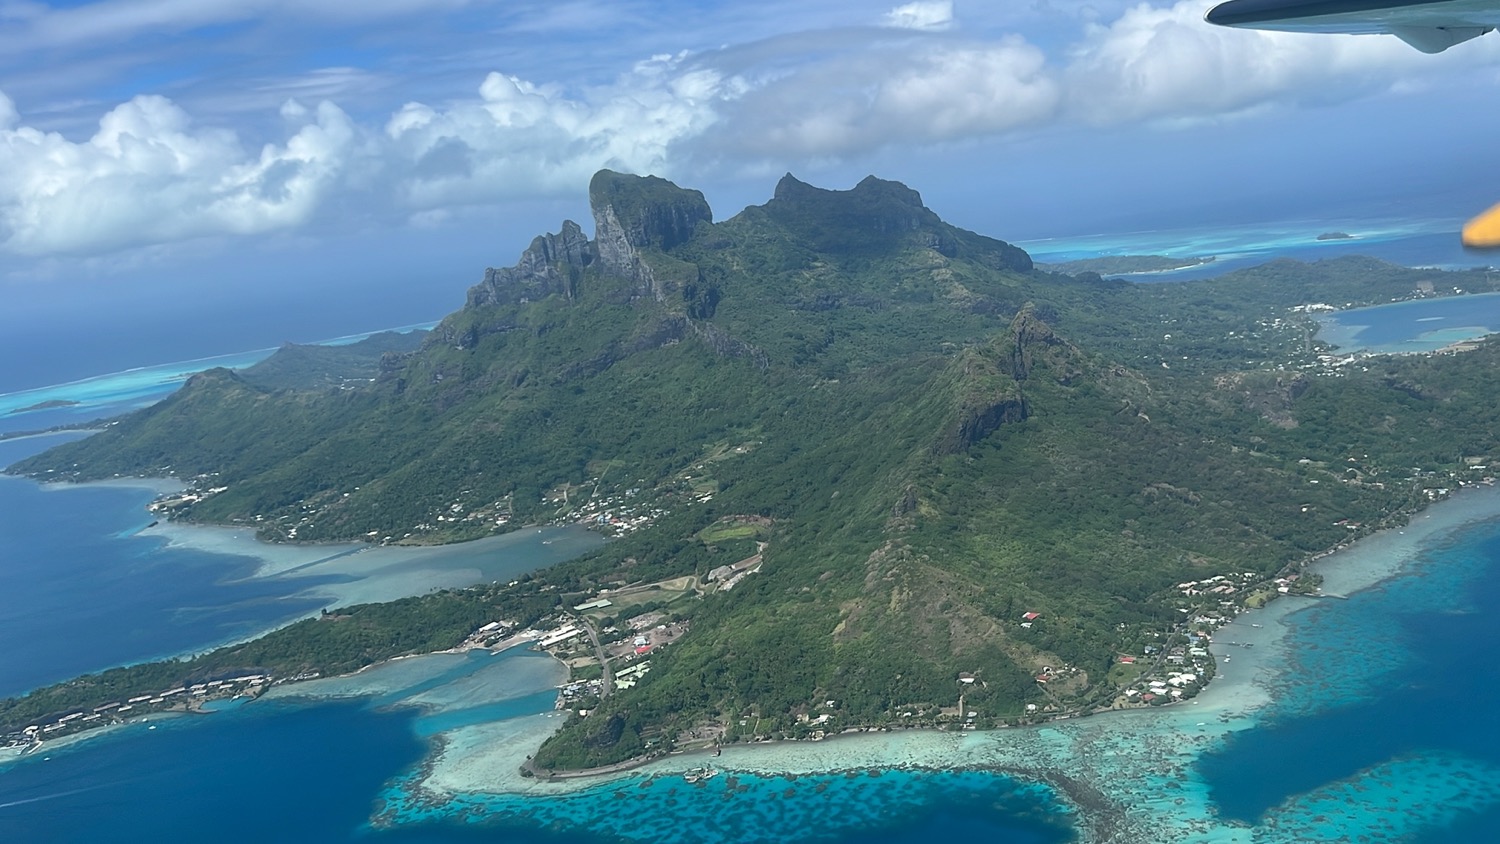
[9, 171, 1500, 766]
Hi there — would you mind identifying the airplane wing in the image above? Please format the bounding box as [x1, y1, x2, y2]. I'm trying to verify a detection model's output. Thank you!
[1206, 0, 1500, 247]
[1466, 202, 1500, 249]
[1205, 0, 1500, 52]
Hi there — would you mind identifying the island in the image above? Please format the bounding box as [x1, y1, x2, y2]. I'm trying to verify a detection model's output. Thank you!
[1317, 231, 1356, 241]
[8, 398, 80, 415]
[6, 171, 1500, 774]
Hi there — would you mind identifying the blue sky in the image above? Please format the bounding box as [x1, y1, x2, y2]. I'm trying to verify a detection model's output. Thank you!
[2, 0, 1500, 389]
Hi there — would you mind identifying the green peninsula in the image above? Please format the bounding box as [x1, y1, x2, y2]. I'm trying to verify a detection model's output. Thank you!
[8, 172, 1500, 769]
[9, 399, 81, 415]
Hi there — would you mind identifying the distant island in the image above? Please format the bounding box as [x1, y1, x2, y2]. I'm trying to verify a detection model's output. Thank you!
[1037, 255, 1214, 275]
[1317, 231, 1355, 241]
[8, 399, 80, 415]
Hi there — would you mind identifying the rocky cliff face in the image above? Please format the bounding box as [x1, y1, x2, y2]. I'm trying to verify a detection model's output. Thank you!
[461, 168, 712, 312]
[936, 345, 1029, 456]
[589, 170, 712, 302]
[762, 174, 1033, 273]
[1006, 304, 1080, 384]
[935, 307, 1089, 455]
[466, 220, 593, 309]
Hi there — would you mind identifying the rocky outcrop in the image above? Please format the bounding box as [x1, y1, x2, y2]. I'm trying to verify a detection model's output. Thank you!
[466, 220, 593, 309]
[935, 308, 1088, 455]
[934, 345, 1030, 456]
[688, 320, 769, 370]
[769, 173, 940, 237]
[763, 174, 1032, 272]
[589, 170, 712, 302]
[1007, 304, 1076, 382]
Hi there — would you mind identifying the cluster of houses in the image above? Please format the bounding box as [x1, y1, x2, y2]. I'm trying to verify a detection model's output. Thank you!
[568, 486, 667, 535]
[1124, 669, 1202, 705]
[518, 601, 689, 713]
[406, 493, 513, 538]
[1173, 571, 1263, 598]
[146, 481, 230, 516]
[557, 678, 605, 709]
[3, 674, 272, 754]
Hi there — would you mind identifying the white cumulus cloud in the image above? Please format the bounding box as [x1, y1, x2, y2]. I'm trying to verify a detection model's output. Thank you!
[0, 93, 354, 256]
[5, 1, 1500, 260]
[0, 90, 17, 130]
[382, 57, 721, 209]
[706, 37, 1057, 158]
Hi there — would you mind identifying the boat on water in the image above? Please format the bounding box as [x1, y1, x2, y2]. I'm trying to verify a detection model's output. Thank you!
[683, 765, 719, 783]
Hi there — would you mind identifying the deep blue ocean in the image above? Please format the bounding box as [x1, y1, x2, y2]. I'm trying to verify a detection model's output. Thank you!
[0, 435, 335, 697]
[4, 219, 1500, 842]
[1197, 514, 1500, 842]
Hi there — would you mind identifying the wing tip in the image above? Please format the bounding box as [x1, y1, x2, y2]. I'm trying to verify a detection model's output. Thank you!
[1462, 202, 1500, 251]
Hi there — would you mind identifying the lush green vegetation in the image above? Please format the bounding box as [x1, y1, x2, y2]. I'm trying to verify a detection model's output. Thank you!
[9, 170, 1500, 768]
[0, 583, 563, 733]
[237, 330, 427, 391]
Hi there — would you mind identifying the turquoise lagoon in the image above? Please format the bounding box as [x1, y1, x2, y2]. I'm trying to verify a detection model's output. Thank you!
[0, 321, 435, 437]
[0, 433, 602, 698]
[1315, 290, 1500, 355]
[1021, 216, 1494, 281]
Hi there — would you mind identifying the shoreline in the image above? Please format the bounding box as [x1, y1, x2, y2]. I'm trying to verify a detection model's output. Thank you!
[381, 483, 1500, 844]
[10, 483, 1500, 841]
[497, 486, 1500, 788]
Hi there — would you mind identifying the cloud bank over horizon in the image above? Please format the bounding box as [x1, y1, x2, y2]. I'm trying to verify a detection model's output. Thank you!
[1, 0, 1497, 259]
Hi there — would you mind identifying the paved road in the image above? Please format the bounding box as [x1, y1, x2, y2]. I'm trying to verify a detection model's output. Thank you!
[575, 615, 613, 699]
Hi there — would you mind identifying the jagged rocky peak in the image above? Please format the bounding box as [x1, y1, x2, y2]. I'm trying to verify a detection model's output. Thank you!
[588, 170, 712, 301]
[467, 220, 593, 309]
[769, 173, 940, 234]
[1005, 304, 1078, 383]
[763, 174, 1033, 273]
[589, 170, 712, 264]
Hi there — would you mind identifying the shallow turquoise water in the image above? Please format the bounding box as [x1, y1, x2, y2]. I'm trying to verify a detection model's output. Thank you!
[0, 434, 336, 696]
[0, 321, 435, 436]
[383, 767, 1075, 844]
[0, 433, 601, 698]
[1023, 219, 1491, 281]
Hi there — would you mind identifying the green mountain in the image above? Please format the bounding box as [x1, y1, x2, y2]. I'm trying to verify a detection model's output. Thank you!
[11, 171, 1500, 767]
[237, 330, 428, 392]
